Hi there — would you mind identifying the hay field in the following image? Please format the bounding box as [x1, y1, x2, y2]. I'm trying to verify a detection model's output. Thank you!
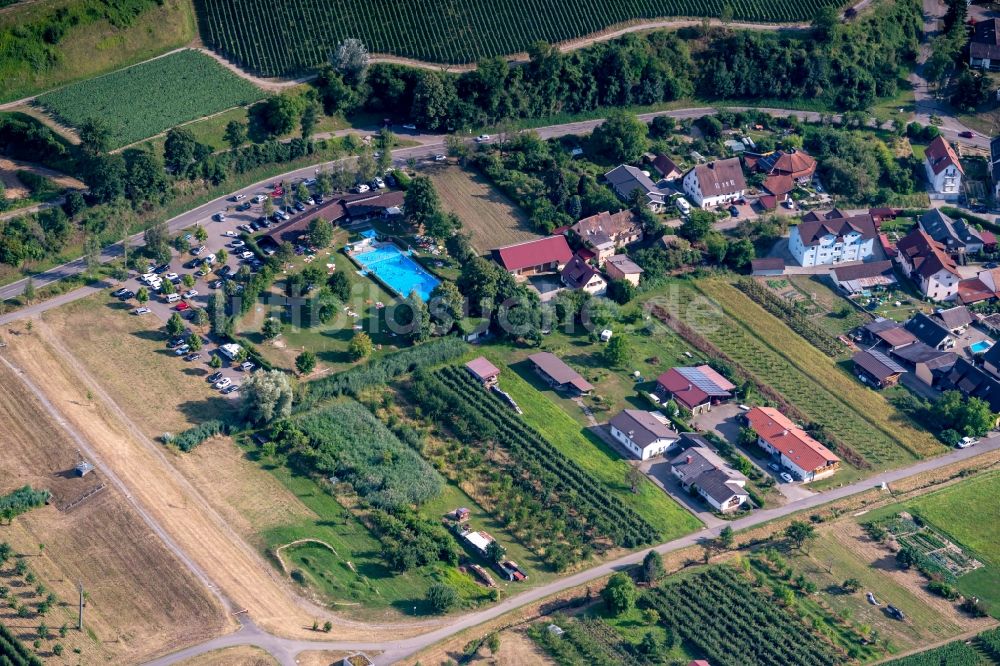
[0, 356, 227, 664]
[428, 165, 540, 253]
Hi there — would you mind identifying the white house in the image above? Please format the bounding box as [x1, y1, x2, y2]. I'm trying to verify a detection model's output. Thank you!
[681, 158, 747, 209]
[560, 255, 607, 296]
[608, 409, 679, 460]
[788, 211, 878, 267]
[895, 229, 962, 301]
[744, 407, 840, 483]
[923, 136, 964, 201]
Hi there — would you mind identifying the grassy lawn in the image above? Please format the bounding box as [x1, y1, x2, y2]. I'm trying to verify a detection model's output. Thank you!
[785, 274, 870, 338]
[236, 229, 402, 373]
[472, 349, 702, 541]
[899, 472, 1000, 615]
[262, 465, 490, 617]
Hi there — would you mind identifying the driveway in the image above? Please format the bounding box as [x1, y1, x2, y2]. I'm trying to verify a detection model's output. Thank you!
[641, 457, 726, 528]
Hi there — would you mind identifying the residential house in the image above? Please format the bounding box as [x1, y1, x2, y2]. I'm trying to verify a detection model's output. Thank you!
[895, 229, 961, 301]
[923, 136, 964, 201]
[852, 349, 905, 389]
[491, 236, 573, 276]
[991, 136, 1000, 200]
[528, 352, 594, 395]
[831, 260, 897, 295]
[560, 255, 607, 295]
[905, 313, 956, 350]
[744, 407, 840, 482]
[465, 357, 500, 388]
[890, 343, 957, 386]
[750, 257, 785, 276]
[649, 153, 683, 181]
[681, 158, 747, 209]
[656, 365, 736, 415]
[604, 165, 669, 211]
[744, 149, 818, 198]
[788, 211, 878, 267]
[670, 445, 749, 513]
[569, 210, 643, 265]
[935, 305, 973, 334]
[970, 18, 1000, 70]
[604, 254, 643, 286]
[941, 357, 1000, 413]
[957, 277, 996, 305]
[918, 209, 983, 257]
[981, 343, 1000, 379]
[860, 319, 918, 351]
[608, 409, 680, 460]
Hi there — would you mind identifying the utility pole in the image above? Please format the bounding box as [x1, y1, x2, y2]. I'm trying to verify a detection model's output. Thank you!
[77, 582, 84, 631]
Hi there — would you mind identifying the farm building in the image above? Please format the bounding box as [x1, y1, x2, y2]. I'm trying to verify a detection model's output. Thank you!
[852, 349, 905, 389]
[608, 409, 679, 460]
[744, 407, 840, 482]
[461, 529, 496, 557]
[528, 352, 593, 395]
[465, 357, 500, 388]
[604, 254, 643, 286]
[568, 210, 643, 265]
[832, 260, 896, 295]
[491, 236, 573, 276]
[680, 158, 747, 209]
[889, 343, 957, 387]
[670, 446, 748, 513]
[895, 229, 961, 301]
[750, 258, 785, 276]
[560, 255, 607, 295]
[859, 319, 918, 351]
[655, 365, 735, 415]
[923, 136, 963, 201]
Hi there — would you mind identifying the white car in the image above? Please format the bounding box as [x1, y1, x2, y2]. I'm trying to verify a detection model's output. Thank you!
[355, 183, 370, 193]
[141, 273, 156, 283]
[233, 194, 246, 201]
[165, 272, 179, 281]
[183, 290, 199, 299]
[958, 436, 980, 448]
[780, 472, 794, 483]
[434, 154, 447, 162]
[402, 123, 417, 130]
[240, 361, 255, 372]
[476, 134, 491, 143]
[230, 240, 245, 248]
[224, 230, 237, 237]
[133, 307, 151, 315]
[251, 194, 266, 204]
[215, 377, 232, 390]
[241, 251, 254, 259]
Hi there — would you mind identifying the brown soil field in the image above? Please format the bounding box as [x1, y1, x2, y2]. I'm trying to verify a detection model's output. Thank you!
[177, 645, 280, 666]
[0, 357, 227, 664]
[427, 165, 540, 253]
[0, 156, 85, 200]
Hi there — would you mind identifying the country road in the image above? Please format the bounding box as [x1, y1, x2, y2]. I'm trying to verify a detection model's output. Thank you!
[142, 435, 1000, 666]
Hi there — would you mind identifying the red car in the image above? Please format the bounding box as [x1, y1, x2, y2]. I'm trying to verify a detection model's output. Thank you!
[175, 301, 190, 311]
[271, 188, 284, 197]
[960, 130, 975, 139]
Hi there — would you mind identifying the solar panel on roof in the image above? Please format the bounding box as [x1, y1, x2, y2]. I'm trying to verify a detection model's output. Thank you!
[675, 367, 730, 396]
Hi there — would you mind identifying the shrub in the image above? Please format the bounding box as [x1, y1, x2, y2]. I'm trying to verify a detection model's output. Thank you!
[163, 420, 228, 452]
[427, 583, 458, 613]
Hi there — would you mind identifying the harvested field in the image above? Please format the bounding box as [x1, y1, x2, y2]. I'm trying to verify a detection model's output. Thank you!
[0, 356, 227, 664]
[177, 646, 280, 666]
[428, 165, 539, 253]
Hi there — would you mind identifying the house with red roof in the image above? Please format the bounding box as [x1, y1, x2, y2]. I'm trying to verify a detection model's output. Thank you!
[895, 229, 961, 301]
[528, 352, 594, 395]
[491, 236, 573, 276]
[788, 210, 877, 267]
[656, 366, 736, 415]
[744, 149, 817, 198]
[744, 407, 840, 482]
[923, 136, 964, 201]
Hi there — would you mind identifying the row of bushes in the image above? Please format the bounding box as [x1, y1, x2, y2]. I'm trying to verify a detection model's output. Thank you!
[734, 278, 842, 357]
[0, 486, 50, 520]
[162, 420, 229, 452]
[298, 336, 467, 409]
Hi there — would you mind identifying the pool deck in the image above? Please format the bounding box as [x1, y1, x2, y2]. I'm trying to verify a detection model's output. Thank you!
[349, 240, 440, 301]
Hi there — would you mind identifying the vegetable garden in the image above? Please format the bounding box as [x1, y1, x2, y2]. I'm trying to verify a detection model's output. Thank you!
[35, 50, 266, 149]
[677, 280, 943, 469]
[195, 0, 842, 74]
[641, 565, 844, 666]
[408, 365, 662, 565]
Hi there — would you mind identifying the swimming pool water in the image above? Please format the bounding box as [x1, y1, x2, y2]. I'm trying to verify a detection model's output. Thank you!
[970, 341, 992, 354]
[354, 244, 441, 301]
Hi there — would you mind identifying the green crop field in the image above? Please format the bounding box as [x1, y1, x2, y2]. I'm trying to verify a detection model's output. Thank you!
[35, 49, 266, 149]
[195, 0, 841, 74]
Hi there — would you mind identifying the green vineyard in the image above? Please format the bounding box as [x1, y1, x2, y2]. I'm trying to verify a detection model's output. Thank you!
[195, 0, 842, 75]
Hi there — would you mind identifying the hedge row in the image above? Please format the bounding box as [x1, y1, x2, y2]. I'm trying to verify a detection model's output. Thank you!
[163, 420, 229, 452]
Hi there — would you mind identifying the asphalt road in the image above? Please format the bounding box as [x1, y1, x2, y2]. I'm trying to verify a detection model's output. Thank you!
[141, 434, 1000, 666]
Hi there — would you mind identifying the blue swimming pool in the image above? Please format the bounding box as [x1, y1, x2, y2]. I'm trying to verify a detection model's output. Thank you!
[353, 243, 441, 301]
[970, 340, 993, 354]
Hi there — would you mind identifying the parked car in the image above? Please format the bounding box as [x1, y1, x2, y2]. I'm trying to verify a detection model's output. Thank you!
[305, 197, 315, 205]
[251, 194, 267, 204]
[294, 201, 305, 212]
[986, 262, 999, 270]
[164, 272, 179, 282]
[249, 220, 261, 231]
[154, 263, 170, 274]
[175, 301, 190, 311]
[191, 245, 206, 256]
[231, 194, 247, 202]
[208, 371, 224, 383]
[209, 279, 223, 289]
[240, 251, 254, 260]
[779, 472, 794, 483]
[240, 361, 255, 372]
[236, 202, 251, 211]
[867, 592, 880, 606]
[111, 288, 129, 297]
[212, 213, 226, 222]
[237, 224, 253, 234]
[184, 352, 202, 362]
[958, 436, 979, 448]
[118, 290, 135, 300]
[729, 205, 740, 217]
[173, 345, 190, 356]
[434, 154, 447, 162]
[217, 265, 232, 277]
[402, 123, 417, 130]
[960, 130, 975, 139]
[183, 290, 199, 299]
[167, 337, 186, 348]
[133, 307, 151, 315]
[230, 239, 245, 248]
[371, 177, 385, 189]
[768, 462, 781, 472]
[215, 377, 232, 390]
[886, 605, 905, 621]
[476, 134, 491, 142]
[354, 183, 370, 194]
[222, 384, 239, 394]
